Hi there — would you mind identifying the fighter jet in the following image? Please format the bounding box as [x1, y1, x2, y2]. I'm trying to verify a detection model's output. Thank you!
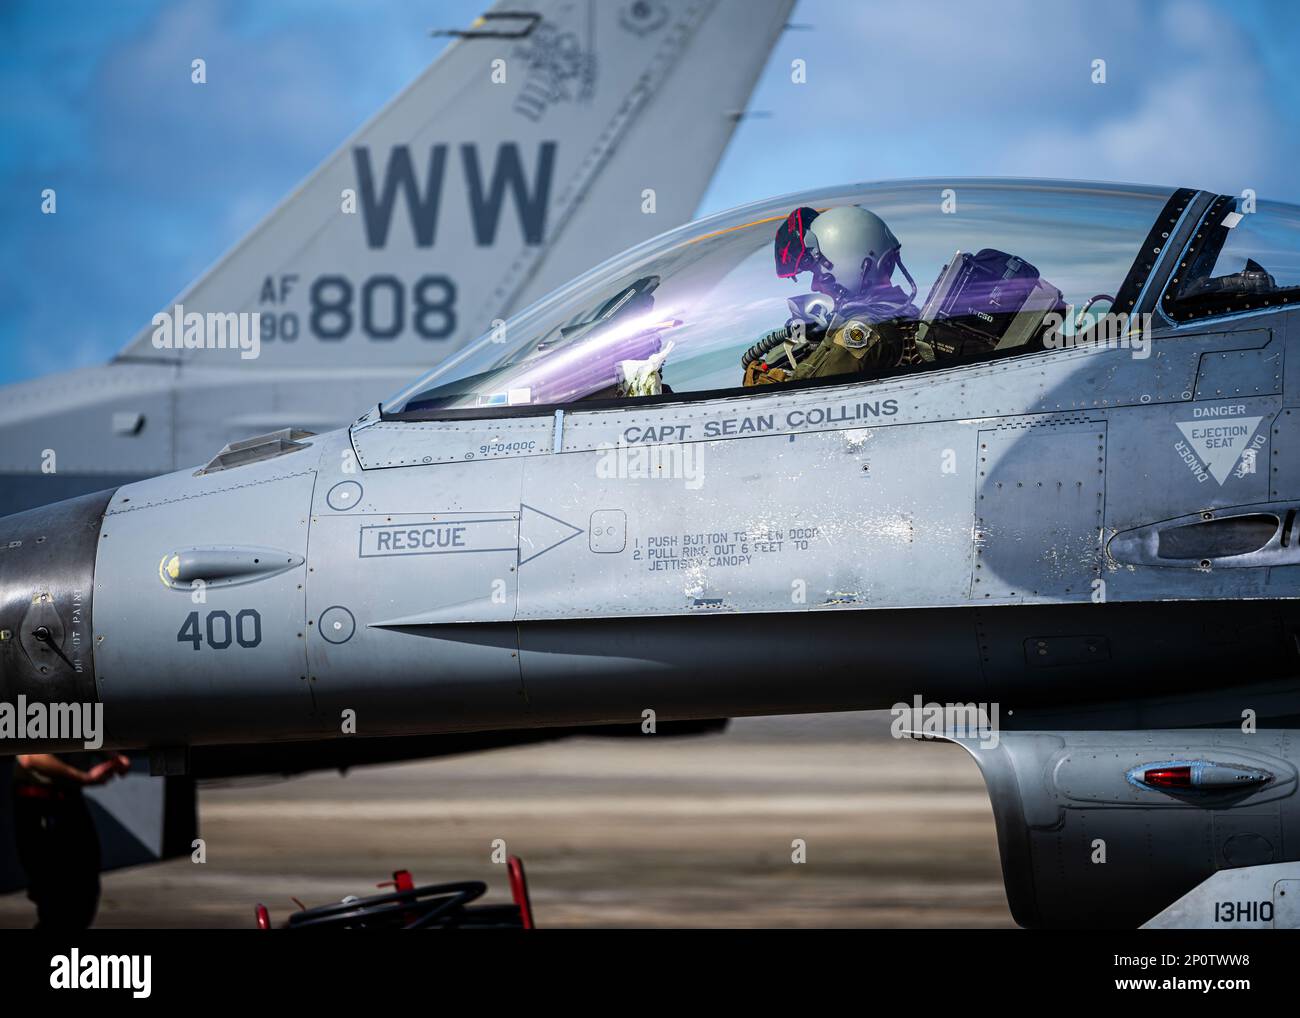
[5, 177, 1300, 928]
[0, 0, 792, 895]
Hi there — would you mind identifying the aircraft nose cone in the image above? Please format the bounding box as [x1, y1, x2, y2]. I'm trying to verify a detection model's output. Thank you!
[0, 489, 115, 707]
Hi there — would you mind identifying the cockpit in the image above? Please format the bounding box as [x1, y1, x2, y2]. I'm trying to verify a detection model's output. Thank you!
[384, 180, 1182, 419]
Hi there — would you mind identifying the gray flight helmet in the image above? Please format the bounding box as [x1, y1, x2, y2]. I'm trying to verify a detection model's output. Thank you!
[804, 205, 902, 297]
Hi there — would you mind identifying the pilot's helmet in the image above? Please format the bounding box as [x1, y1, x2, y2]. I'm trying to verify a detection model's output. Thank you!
[774, 205, 901, 301]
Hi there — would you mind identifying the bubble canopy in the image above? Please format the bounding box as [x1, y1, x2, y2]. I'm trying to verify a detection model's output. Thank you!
[383, 179, 1175, 419]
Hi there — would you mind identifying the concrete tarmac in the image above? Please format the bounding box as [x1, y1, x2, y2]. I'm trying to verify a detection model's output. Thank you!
[0, 712, 1015, 928]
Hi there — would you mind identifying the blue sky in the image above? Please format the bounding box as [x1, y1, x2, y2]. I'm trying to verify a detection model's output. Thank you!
[2, 0, 1298, 385]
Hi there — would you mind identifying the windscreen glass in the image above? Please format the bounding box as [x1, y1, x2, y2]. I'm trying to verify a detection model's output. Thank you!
[386, 180, 1173, 417]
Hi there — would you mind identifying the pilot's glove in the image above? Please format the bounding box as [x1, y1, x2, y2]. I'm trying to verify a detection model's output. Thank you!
[743, 361, 787, 387]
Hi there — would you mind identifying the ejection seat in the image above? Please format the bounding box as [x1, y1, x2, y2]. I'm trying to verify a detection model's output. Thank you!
[913, 248, 1066, 365]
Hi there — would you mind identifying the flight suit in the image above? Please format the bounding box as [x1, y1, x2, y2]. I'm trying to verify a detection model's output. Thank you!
[744, 315, 919, 386]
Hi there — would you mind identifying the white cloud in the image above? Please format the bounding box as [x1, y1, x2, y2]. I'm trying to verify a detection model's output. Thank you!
[998, 0, 1289, 195]
[705, 0, 1298, 212]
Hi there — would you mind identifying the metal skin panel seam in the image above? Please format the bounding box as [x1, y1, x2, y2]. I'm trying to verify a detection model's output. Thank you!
[102, 468, 317, 515]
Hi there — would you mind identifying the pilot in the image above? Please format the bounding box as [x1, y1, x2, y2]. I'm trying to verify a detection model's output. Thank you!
[744, 205, 921, 386]
[11, 751, 131, 930]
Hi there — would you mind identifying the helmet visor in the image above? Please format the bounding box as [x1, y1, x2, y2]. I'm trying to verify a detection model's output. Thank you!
[774, 206, 820, 278]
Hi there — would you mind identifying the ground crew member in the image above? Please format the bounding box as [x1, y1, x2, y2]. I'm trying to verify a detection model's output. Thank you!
[12, 751, 130, 929]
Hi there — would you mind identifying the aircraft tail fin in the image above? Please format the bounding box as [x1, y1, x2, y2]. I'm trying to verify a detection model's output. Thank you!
[114, 0, 793, 376]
